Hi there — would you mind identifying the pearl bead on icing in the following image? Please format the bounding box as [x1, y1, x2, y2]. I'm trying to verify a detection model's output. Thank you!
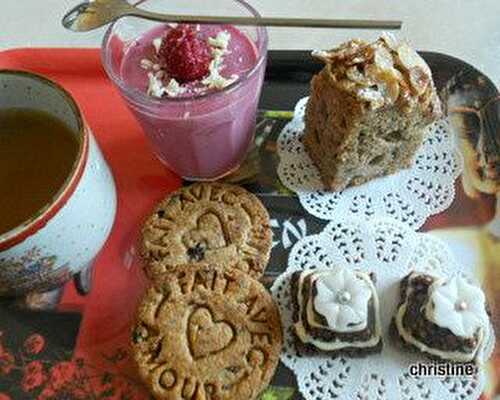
[455, 300, 468, 311]
[337, 290, 352, 304]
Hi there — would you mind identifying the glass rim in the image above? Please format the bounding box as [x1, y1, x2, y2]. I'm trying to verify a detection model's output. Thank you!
[101, 0, 268, 107]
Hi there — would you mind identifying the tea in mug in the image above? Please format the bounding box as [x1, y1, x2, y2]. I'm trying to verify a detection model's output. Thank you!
[0, 109, 80, 236]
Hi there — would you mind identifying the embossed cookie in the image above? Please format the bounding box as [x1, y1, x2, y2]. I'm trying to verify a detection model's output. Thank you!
[131, 264, 283, 400]
[141, 183, 272, 279]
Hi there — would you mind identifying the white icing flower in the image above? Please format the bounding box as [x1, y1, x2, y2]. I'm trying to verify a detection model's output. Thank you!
[313, 268, 372, 333]
[425, 275, 489, 338]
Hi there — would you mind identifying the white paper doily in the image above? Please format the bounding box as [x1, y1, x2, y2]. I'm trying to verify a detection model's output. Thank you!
[277, 97, 463, 229]
[270, 217, 495, 400]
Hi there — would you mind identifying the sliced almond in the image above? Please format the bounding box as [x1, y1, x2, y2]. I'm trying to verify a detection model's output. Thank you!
[313, 39, 368, 64]
[391, 68, 405, 81]
[311, 49, 336, 64]
[337, 78, 358, 91]
[408, 66, 430, 95]
[357, 87, 385, 109]
[385, 79, 401, 103]
[396, 43, 431, 75]
[364, 64, 381, 82]
[346, 66, 372, 85]
[397, 80, 418, 112]
[365, 63, 399, 85]
[373, 45, 394, 71]
[419, 88, 433, 110]
[380, 32, 400, 51]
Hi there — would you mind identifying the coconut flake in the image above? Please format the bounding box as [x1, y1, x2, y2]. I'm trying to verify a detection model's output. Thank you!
[211, 47, 227, 61]
[140, 58, 154, 70]
[202, 64, 238, 90]
[165, 78, 186, 97]
[208, 30, 231, 50]
[147, 72, 166, 98]
[152, 37, 163, 54]
[202, 30, 237, 89]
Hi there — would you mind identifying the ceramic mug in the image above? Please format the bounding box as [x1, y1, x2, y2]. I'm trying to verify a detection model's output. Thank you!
[0, 70, 117, 297]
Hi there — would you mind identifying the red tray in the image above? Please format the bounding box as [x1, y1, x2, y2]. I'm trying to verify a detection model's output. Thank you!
[0, 48, 498, 400]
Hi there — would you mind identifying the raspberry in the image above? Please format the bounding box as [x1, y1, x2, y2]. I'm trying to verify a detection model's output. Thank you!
[158, 25, 212, 83]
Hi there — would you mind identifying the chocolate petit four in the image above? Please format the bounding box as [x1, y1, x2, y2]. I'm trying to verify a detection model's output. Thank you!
[291, 267, 383, 356]
[304, 34, 442, 191]
[392, 271, 492, 365]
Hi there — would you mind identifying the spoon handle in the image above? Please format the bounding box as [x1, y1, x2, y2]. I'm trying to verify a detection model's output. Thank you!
[131, 9, 402, 30]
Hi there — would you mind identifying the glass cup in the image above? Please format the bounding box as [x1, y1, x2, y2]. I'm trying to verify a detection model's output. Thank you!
[101, 0, 268, 180]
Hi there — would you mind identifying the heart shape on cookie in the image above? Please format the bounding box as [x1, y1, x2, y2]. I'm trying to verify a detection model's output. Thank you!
[187, 307, 235, 359]
[182, 212, 229, 261]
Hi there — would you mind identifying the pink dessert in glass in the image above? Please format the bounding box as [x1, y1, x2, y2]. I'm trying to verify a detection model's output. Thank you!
[102, 1, 268, 180]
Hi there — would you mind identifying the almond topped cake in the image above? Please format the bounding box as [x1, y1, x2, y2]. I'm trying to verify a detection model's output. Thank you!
[304, 34, 443, 191]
